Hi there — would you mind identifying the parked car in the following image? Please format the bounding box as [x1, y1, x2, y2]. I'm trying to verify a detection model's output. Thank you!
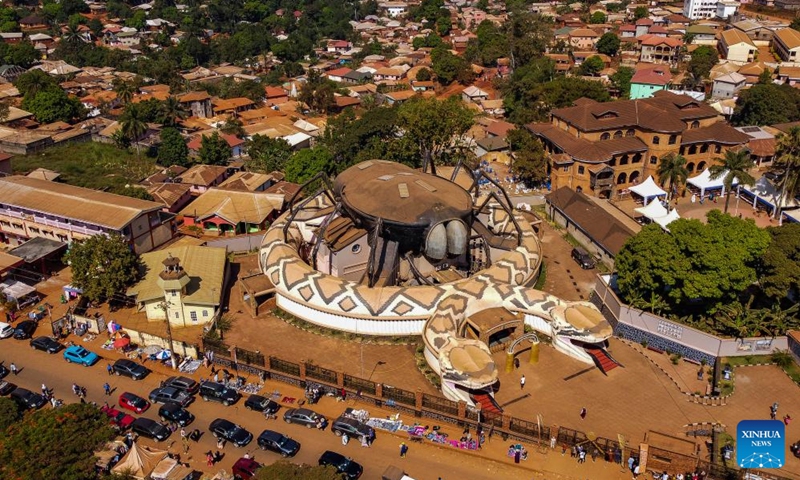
[10, 387, 47, 410]
[199, 381, 240, 406]
[131, 417, 170, 442]
[331, 416, 375, 442]
[571, 247, 595, 269]
[161, 376, 199, 395]
[318, 450, 363, 479]
[232, 457, 262, 480]
[245, 394, 280, 415]
[0, 380, 16, 396]
[209, 418, 253, 447]
[257, 429, 300, 457]
[112, 359, 150, 380]
[118, 392, 150, 414]
[63, 345, 100, 367]
[0, 321, 14, 338]
[30, 336, 63, 354]
[149, 386, 193, 407]
[13, 320, 37, 339]
[100, 404, 135, 430]
[0, 364, 7, 379]
[158, 402, 195, 427]
[283, 408, 326, 429]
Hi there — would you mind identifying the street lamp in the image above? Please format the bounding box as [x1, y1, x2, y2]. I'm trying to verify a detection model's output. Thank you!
[368, 361, 386, 382]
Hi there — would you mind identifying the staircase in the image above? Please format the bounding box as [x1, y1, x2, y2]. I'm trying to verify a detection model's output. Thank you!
[472, 390, 503, 417]
[584, 346, 622, 375]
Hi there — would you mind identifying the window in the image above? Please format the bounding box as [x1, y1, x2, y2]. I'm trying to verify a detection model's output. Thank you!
[620, 155, 629, 165]
[600, 132, 610, 140]
[617, 172, 627, 184]
[562, 166, 569, 172]
[352, 244, 361, 254]
[203, 310, 209, 317]
[715, 145, 721, 154]
[653, 136, 660, 145]
[609, 158, 616, 167]
[626, 129, 635, 137]
[614, 130, 623, 139]
[691, 120, 700, 129]
[680, 147, 686, 155]
[700, 144, 708, 153]
[171, 290, 177, 297]
[689, 145, 697, 155]
[633, 154, 642, 163]
[650, 156, 658, 165]
[578, 166, 585, 175]
[687, 162, 695, 173]
[174, 312, 179, 319]
[190, 311, 198, 322]
[669, 134, 677, 145]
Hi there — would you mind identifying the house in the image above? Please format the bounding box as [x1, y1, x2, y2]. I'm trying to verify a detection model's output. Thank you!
[731, 19, 781, 43]
[774, 28, 800, 62]
[373, 67, 406, 82]
[187, 133, 245, 159]
[716, 1, 738, 19]
[0, 33, 22, 44]
[0, 152, 10, 175]
[629, 67, 672, 99]
[480, 99, 505, 117]
[711, 72, 746, 99]
[126, 246, 227, 327]
[527, 91, 750, 198]
[568, 28, 600, 50]
[462, 86, 490, 104]
[735, 125, 776, 167]
[264, 86, 289, 105]
[379, 1, 408, 17]
[719, 29, 758, 63]
[411, 80, 435, 92]
[684, 0, 720, 19]
[474, 136, 510, 164]
[212, 97, 255, 116]
[178, 91, 213, 118]
[686, 25, 717, 45]
[179, 189, 284, 235]
[342, 70, 372, 84]
[777, 65, 800, 85]
[326, 40, 352, 53]
[19, 15, 47, 31]
[545, 53, 572, 72]
[639, 35, 683, 66]
[738, 62, 769, 84]
[146, 182, 193, 213]
[0, 176, 174, 252]
[383, 90, 418, 105]
[331, 95, 361, 112]
[217, 171, 278, 192]
[175, 165, 229, 194]
[635, 18, 654, 38]
[619, 25, 637, 39]
[325, 67, 353, 83]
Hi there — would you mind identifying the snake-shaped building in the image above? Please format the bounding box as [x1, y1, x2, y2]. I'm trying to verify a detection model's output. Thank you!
[260, 160, 613, 405]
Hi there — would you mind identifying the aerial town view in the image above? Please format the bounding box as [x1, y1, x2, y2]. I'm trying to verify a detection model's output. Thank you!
[2, 0, 800, 479]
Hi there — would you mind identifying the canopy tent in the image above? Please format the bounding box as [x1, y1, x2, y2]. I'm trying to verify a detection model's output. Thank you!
[740, 176, 800, 214]
[783, 210, 800, 224]
[629, 176, 667, 204]
[0, 279, 36, 301]
[654, 209, 681, 231]
[111, 442, 167, 480]
[150, 457, 193, 480]
[634, 200, 669, 220]
[687, 169, 739, 197]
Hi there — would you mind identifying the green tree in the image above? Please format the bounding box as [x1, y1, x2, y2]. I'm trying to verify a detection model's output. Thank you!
[416, 67, 432, 82]
[463, 20, 508, 67]
[119, 103, 148, 158]
[633, 6, 648, 19]
[64, 234, 141, 302]
[508, 128, 547, 186]
[688, 45, 719, 79]
[791, 17, 800, 32]
[284, 146, 334, 184]
[589, 11, 606, 24]
[254, 461, 341, 480]
[431, 47, 474, 85]
[157, 127, 189, 167]
[22, 89, 85, 124]
[611, 66, 634, 98]
[656, 153, 689, 199]
[0, 403, 115, 480]
[761, 224, 800, 300]
[14, 69, 58, 97]
[709, 148, 756, 213]
[412, 33, 445, 50]
[758, 67, 772, 84]
[113, 79, 136, 105]
[578, 55, 604, 76]
[596, 32, 620, 56]
[732, 84, 800, 126]
[220, 116, 246, 137]
[436, 15, 451, 36]
[0, 397, 20, 431]
[198, 131, 231, 166]
[774, 126, 800, 219]
[299, 70, 337, 115]
[246, 135, 292, 173]
[157, 96, 187, 127]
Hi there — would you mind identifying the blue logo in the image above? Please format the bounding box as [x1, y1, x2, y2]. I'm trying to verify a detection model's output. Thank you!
[737, 420, 785, 469]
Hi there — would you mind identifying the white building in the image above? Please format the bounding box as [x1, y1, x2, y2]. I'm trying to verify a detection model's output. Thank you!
[716, 1, 739, 18]
[683, 0, 727, 19]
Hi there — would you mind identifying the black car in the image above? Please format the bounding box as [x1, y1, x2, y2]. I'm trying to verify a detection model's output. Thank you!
[131, 417, 171, 442]
[13, 320, 37, 340]
[161, 376, 199, 395]
[149, 386, 193, 407]
[10, 387, 47, 410]
[318, 450, 363, 479]
[158, 402, 195, 427]
[245, 395, 280, 414]
[199, 381, 240, 406]
[257, 429, 300, 457]
[331, 416, 375, 442]
[283, 408, 326, 429]
[112, 359, 150, 380]
[0, 364, 7, 379]
[0, 380, 17, 396]
[209, 418, 253, 447]
[29, 336, 63, 354]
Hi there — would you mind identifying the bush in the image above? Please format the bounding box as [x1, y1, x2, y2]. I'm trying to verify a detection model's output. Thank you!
[771, 350, 794, 368]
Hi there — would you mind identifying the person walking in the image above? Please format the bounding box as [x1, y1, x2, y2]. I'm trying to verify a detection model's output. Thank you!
[520, 375, 526, 390]
[578, 449, 586, 464]
[206, 452, 214, 467]
[580, 407, 587, 420]
[107, 363, 113, 376]
[103, 383, 111, 396]
[399, 442, 408, 458]
[628, 455, 635, 472]
[550, 436, 557, 449]
[10, 362, 17, 375]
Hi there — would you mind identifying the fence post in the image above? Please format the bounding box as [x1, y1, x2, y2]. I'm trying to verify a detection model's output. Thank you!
[458, 400, 466, 419]
[336, 371, 344, 388]
[375, 383, 383, 398]
[299, 362, 307, 382]
[502, 414, 511, 430]
[230, 346, 237, 364]
[415, 388, 423, 412]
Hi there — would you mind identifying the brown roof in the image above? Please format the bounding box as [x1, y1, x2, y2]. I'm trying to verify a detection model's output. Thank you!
[178, 91, 210, 103]
[528, 123, 647, 163]
[217, 171, 275, 191]
[212, 97, 255, 111]
[747, 138, 776, 157]
[631, 68, 671, 86]
[569, 28, 600, 38]
[176, 165, 228, 187]
[721, 28, 755, 47]
[179, 188, 284, 224]
[264, 181, 302, 202]
[545, 187, 635, 256]
[146, 182, 191, 208]
[550, 91, 718, 133]
[770, 121, 800, 134]
[776, 28, 800, 50]
[486, 120, 515, 138]
[680, 122, 750, 146]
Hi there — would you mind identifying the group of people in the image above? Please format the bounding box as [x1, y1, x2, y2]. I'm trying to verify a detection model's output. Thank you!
[506, 444, 528, 463]
[770, 402, 792, 425]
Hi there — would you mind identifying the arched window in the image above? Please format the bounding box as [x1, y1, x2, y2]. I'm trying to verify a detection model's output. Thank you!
[629, 171, 641, 184]
[600, 132, 611, 140]
[669, 134, 677, 145]
[626, 129, 635, 137]
[680, 146, 686, 155]
[609, 158, 616, 166]
[620, 155, 629, 165]
[578, 166, 585, 175]
[650, 156, 658, 165]
[633, 153, 642, 163]
[614, 130, 623, 139]
[687, 162, 695, 173]
[689, 145, 698, 155]
[698, 161, 707, 171]
[691, 120, 700, 129]
[714, 145, 722, 154]
[576, 186, 583, 193]
[617, 172, 627, 184]
[653, 136, 660, 145]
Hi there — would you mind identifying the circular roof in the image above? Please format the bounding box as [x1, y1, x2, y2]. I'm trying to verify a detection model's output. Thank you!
[334, 160, 473, 227]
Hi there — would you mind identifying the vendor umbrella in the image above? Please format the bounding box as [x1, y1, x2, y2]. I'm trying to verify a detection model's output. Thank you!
[112, 337, 131, 349]
[154, 350, 172, 360]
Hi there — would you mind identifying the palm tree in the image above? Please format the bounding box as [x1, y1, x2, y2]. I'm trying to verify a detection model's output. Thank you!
[220, 116, 246, 137]
[709, 148, 755, 214]
[158, 96, 188, 127]
[113, 80, 136, 106]
[774, 126, 800, 220]
[716, 296, 758, 340]
[63, 25, 83, 44]
[656, 153, 689, 199]
[120, 104, 148, 159]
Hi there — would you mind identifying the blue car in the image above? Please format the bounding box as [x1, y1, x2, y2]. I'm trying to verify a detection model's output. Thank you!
[63, 345, 100, 367]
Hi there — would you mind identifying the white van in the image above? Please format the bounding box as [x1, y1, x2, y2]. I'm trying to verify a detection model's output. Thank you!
[0, 322, 14, 339]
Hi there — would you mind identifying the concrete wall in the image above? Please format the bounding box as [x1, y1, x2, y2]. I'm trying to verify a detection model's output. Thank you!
[123, 326, 200, 359]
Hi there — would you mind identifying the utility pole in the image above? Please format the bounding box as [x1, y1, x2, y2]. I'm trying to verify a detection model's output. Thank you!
[158, 300, 178, 370]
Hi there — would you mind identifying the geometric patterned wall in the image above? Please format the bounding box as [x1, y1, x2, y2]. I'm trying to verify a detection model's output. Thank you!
[615, 322, 717, 365]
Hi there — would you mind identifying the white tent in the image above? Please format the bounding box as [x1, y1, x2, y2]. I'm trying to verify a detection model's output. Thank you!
[687, 169, 739, 197]
[634, 200, 668, 220]
[741, 176, 800, 212]
[654, 209, 681, 231]
[783, 210, 800, 224]
[111, 442, 168, 480]
[629, 176, 667, 204]
[0, 279, 36, 301]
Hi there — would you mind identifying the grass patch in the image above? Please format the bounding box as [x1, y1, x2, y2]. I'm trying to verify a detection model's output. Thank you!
[534, 261, 547, 290]
[783, 360, 800, 384]
[719, 380, 734, 396]
[415, 343, 441, 388]
[273, 308, 418, 345]
[722, 355, 773, 367]
[12, 143, 157, 193]
[563, 232, 581, 247]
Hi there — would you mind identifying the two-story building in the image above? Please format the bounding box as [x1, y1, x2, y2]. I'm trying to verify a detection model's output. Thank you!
[178, 91, 213, 118]
[639, 35, 684, 66]
[774, 28, 800, 63]
[719, 29, 758, 63]
[629, 67, 671, 99]
[568, 28, 600, 50]
[0, 176, 174, 253]
[527, 91, 750, 198]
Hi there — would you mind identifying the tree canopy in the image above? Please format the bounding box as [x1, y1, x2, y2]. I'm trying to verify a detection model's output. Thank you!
[64, 234, 142, 301]
[596, 33, 620, 57]
[431, 47, 474, 85]
[508, 128, 547, 186]
[761, 223, 800, 301]
[732, 83, 800, 126]
[198, 131, 231, 166]
[284, 146, 335, 184]
[157, 127, 190, 167]
[246, 135, 293, 174]
[688, 45, 719, 80]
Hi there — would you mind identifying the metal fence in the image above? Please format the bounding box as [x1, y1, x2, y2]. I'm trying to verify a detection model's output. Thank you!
[381, 384, 415, 406]
[305, 363, 338, 384]
[269, 356, 300, 377]
[202, 338, 231, 358]
[235, 347, 265, 367]
[343, 374, 376, 396]
[421, 394, 459, 417]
